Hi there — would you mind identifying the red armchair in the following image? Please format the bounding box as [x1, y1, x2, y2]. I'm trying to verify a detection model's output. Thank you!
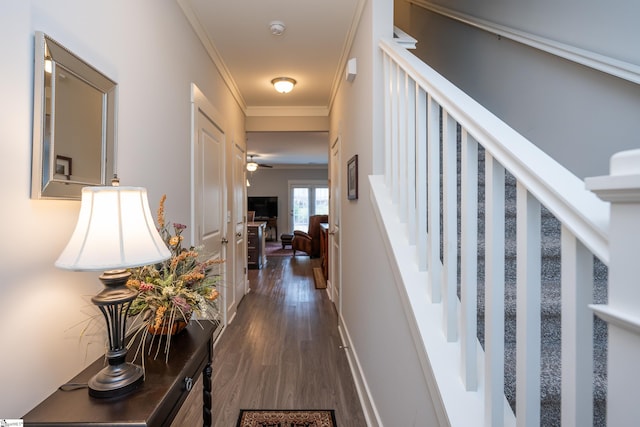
[292, 215, 328, 257]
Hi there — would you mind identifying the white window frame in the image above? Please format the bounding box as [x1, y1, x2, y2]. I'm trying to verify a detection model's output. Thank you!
[287, 180, 329, 233]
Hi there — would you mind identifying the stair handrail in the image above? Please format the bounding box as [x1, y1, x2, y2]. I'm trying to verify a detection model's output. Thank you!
[379, 37, 610, 263]
[375, 37, 615, 426]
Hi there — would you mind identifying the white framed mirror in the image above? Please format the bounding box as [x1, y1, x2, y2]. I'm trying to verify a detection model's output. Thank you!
[31, 31, 117, 200]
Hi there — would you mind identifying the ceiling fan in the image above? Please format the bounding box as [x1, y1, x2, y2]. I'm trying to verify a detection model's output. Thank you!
[246, 155, 272, 172]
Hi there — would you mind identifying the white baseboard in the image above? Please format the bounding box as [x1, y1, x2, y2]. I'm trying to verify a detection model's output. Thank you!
[338, 316, 383, 427]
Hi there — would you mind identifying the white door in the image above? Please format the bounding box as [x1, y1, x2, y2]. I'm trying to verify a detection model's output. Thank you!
[232, 143, 247, 317]
[191, 85, 227, 331]
[329, 138, 341, 310]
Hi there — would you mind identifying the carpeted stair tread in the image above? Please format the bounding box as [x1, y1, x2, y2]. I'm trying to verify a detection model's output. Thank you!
[462, 145, 608, 425]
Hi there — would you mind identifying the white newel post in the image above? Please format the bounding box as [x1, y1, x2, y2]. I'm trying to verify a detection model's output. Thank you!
[586, 149, 640, 427]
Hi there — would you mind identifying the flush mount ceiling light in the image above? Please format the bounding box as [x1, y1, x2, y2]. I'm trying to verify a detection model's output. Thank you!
[271, 77, 296, 94]
[269, 21, 286, 36]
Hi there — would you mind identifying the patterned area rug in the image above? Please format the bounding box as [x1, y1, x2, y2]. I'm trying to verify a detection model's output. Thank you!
[265, 241, 305, 257]
[236, 409, 337, 427]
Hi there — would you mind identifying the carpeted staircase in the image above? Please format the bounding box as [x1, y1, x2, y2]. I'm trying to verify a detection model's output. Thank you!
[468, 147, 609, 426]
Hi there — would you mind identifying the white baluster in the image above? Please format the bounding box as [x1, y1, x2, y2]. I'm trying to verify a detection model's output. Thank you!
[407, 77, 417, 245]
[560, 229, 593, 427]
[461, 130, 478, 390]
[485, 153, 505, 427]
[427, 95, 441, 302]
[389, 61, 398, 192]
[442, 110, 458, 341]
[416, 89, 428, 271]
[383, 53, 392, 185]
[515, 183, 541, 426]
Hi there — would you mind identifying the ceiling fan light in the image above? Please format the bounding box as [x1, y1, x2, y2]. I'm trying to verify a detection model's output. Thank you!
[246, 161, 258, 172]
[271, 77, 296, 94]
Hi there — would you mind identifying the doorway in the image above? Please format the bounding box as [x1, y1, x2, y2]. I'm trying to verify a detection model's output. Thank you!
[288, 181, 329, 232]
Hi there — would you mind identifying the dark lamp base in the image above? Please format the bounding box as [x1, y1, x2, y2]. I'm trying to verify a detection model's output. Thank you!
[89, 269, 144, 399]
[88, 362, 144, 398]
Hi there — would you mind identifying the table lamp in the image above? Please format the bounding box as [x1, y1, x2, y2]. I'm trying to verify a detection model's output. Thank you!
[55, 184, 171, 398]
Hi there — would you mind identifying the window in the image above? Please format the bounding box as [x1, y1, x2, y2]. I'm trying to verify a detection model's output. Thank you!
[289, 181, 328, 232]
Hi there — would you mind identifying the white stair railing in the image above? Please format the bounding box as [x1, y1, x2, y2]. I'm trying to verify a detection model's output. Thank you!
[371, 37, 624, 426]
[586, 150, 640, 427]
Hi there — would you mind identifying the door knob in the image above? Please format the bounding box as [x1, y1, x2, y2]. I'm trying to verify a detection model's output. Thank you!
[236, 232, 242, 237]
[221, 238, 229, 244]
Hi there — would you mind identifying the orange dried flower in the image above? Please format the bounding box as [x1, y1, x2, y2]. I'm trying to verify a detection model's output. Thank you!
[154, 305, 167, 330]
[170, 251, 198, 269]
[127, 279, 141, 290]
[157, 194, 167, 229]
[181, 272, 205, 284]
[208, 289, 220, 301]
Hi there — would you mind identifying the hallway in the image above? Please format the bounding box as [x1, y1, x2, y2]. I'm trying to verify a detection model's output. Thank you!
[212, 255, 367, 426]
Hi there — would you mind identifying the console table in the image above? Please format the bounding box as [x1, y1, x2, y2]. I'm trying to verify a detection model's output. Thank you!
[23, 320, 217, 426]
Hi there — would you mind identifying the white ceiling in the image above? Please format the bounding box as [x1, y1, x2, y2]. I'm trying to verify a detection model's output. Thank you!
[246, 131, 329, 167]
[178, 0, 363, 166]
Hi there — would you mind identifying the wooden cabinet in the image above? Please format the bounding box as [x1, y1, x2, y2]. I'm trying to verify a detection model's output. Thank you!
[256, 217, 278, 241]
[23, 321, 217, 427]
[247, 221, 266, 269]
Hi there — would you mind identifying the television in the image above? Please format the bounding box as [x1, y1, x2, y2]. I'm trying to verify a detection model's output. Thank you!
[248, 196, 278, 218]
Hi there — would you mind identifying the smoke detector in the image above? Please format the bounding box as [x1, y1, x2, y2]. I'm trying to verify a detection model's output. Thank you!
[269, 21, 286, 36]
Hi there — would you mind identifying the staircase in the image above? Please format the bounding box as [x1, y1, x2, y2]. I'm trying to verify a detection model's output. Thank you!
[370, 38, 640, 426]
[474, 164, 609, 426]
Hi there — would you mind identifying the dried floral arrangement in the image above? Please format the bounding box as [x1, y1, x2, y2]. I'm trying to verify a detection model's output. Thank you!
[126, 195, 221, 360]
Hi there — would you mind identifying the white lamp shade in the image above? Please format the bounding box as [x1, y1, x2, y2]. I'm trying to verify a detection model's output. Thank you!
[246, 162, 258, 172]
[55, 186, 171, 271]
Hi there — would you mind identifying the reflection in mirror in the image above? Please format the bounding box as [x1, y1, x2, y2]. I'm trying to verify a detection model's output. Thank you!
[32, 32, 117, 200]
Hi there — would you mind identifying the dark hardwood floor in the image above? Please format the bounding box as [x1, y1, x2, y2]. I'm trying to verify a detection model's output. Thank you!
[212, 255, 367, 426]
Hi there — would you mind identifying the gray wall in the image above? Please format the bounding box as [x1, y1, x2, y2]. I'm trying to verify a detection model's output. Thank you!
[395, 1, 640, 178]
[328, 0, 442, 424]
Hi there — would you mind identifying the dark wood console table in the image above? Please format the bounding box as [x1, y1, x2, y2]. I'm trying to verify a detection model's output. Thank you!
[23, 320, 217, 426]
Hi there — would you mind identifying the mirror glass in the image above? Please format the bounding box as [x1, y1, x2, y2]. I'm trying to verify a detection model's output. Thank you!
[32, 32, 117, 200]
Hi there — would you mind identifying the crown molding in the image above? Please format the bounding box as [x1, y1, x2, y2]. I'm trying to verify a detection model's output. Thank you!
[245, 106, 329, 117]
[328, 0, 367, 112]
[409, 0, 640, 86]
[176, 0, 247, 112]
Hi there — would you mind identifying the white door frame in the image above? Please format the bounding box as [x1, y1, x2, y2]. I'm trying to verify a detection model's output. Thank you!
[189, 83, 228, 336]
[329, 137, 341, 312]
[232, 142, 248, 307]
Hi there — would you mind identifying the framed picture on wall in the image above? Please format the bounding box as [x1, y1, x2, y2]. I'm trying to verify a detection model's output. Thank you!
[347, 155, 358, 200]
[55, 155, 72, 179]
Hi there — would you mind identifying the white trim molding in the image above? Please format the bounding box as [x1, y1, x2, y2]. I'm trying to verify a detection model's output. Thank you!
[245, 106, 329, 117]
[393, 26, 417, 50]
[408, 0, 640, 86]
[178, 0, 247, 111]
